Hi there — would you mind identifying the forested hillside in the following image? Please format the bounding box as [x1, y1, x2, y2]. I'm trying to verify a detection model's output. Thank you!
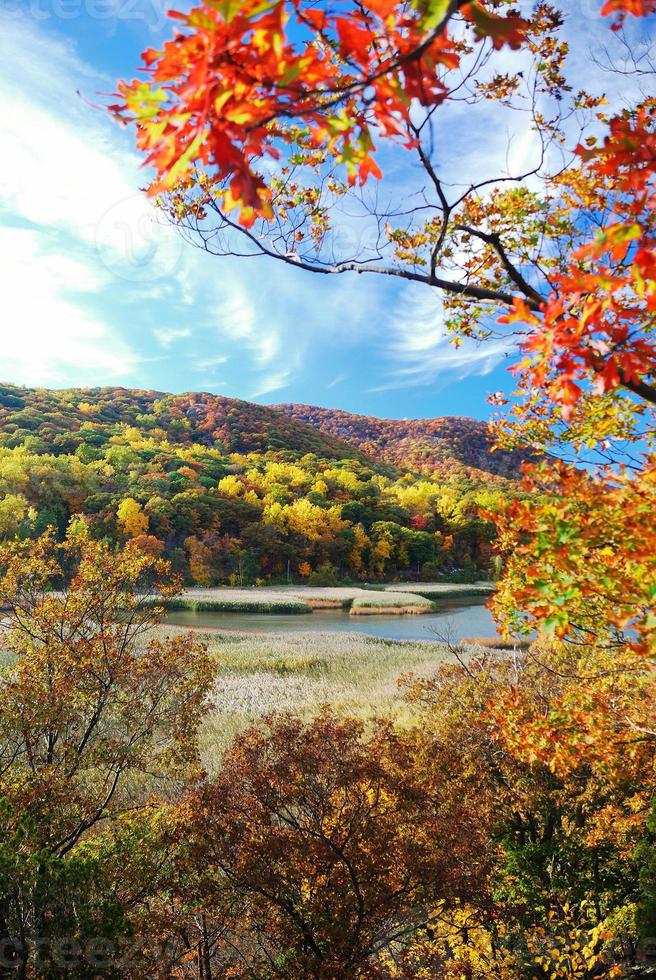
[0, 384, 516, 584]
[274, 403, 526, 479]
[0, 385, 360, 459]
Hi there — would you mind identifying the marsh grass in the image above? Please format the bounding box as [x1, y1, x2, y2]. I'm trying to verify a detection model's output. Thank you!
[156, 627, 454, 766]
[380, 582, 494, 599]
[151, 596, 310, 614]
[350, 593, 434, 614]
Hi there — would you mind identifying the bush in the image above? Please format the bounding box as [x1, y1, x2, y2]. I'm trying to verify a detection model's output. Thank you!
[306, 562, 340, 586]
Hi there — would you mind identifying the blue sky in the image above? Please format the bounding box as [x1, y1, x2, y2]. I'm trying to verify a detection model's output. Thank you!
[0, 1, 638, 419]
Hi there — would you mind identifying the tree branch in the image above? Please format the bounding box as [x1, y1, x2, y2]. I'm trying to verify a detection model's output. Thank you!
[202, 198, 541, 310]
[455, 224, 545, 306]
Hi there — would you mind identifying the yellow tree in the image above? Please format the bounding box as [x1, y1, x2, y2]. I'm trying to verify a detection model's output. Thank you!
[116, 497, 149, 539]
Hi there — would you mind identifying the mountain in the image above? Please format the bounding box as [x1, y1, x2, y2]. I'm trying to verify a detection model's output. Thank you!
[0, 384, 517, 585]
[0, 386, 522, 480]
[272, 404, 523, 480]
[0, 386, 361, 460]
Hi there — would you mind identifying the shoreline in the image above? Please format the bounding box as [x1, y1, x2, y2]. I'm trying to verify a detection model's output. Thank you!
[349, 605, 433, 616]
[158, 582, 494, 617]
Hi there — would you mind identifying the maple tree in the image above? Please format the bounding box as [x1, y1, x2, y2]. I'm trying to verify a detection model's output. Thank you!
[114, 0, 655, 406]
[113, 0, 656, 636]
[488, 460, 656, 656]
[113, 1, 526, 224]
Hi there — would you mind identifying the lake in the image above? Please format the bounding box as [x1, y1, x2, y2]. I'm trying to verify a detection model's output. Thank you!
[164, 596, 499, 642]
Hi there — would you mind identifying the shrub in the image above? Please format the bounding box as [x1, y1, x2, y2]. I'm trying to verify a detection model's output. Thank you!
[306, 561, 340, 586]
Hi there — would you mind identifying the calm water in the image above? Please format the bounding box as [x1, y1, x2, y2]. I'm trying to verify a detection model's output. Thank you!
[164, 597, 499, 642]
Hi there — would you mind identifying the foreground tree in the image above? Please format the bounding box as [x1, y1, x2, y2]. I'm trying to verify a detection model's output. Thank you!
[126, 643, 656, 978]
[160, 711, 494, 978]
[407, 642, 656, 975]
[0, 530, 214, 977]
[113, 0, 654, 401]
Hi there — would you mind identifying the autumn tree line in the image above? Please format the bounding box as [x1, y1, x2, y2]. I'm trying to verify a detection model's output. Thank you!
[0, 386, 508, 585]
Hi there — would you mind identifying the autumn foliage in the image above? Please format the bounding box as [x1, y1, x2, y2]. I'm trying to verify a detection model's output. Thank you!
[0, 533, 655, 975]
[112, 1, 531, 226]
[1, 0, 653, 974]
[111, 0, 656, 965]
[0, 384, 512, 585]
[0, 532, 214, 976]
[489, 460, 656, 655]
[168, 713, 492, 977]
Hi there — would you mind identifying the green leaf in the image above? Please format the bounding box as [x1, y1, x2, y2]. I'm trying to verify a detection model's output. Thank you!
[415, 0, 451, 31]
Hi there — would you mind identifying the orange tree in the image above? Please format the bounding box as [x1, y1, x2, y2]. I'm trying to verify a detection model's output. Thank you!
[0, 529, 214, 978]
[404, 644, 656, 977]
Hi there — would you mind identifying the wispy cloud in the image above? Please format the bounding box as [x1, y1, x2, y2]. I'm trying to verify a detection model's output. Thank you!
[0, 15, 151, 385]
[377, 285, 511, 392]
[3, 3, 630, 411]
[250, 370, 292, 399]
[0, 14, 420, 402]
[190, 354, 229, 371]
[154, 327, 192, 348]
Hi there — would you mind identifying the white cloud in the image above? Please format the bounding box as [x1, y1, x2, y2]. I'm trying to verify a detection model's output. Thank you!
[250, 370, 292, 399]
[378, 285, 511, 391]
[0, 12, 384, 401]
[213, 277, 283, 367]
[4, 3, 633, 404]
[0, 12, 186, 293]
[191, 354, 229, 368]
[0, 227, 137, 386]
[0, 20, 133, 237]
[153, 327, 192, 348]
[0, 15, 157, 387]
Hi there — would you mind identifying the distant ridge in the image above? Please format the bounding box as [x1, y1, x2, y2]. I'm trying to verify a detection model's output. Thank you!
[0, 385, 361, 460]
[272, 403, 524, 480]
[0, 384, 522, 480]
